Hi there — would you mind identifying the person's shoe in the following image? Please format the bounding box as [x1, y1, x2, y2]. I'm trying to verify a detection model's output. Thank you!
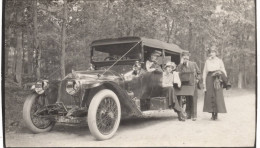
[178, 116, 185, 121]
[186, 114, 191, 119]
[211, 113, 215, 120]
[177, 112, 186, 121]
[214, 113, 218, 120]
[192, 117, 197, 121]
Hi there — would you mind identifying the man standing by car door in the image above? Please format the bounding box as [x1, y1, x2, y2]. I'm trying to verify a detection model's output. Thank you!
[177, 51, 201, 121]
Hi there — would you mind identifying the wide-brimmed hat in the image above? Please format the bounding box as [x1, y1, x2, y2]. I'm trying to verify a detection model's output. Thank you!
[151, 50, 162, 56]
[181, 51, 191, 57]
[165, 61, 176, 69]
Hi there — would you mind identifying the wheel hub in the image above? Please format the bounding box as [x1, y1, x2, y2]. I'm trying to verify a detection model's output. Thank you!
[108, 112, 114, 119]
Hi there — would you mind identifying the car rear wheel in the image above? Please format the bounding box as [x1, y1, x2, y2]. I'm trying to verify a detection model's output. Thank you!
[23, 94, 55, 133]
[87, 89, 121, 140]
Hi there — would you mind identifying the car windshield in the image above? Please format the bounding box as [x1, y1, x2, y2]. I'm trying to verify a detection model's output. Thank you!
[92, 42, 141, 62]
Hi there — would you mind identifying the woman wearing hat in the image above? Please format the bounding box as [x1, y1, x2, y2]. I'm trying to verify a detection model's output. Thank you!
[145, 50, 163, 72]
[162, 62, 185, 121]
[202, 46, 227, 120]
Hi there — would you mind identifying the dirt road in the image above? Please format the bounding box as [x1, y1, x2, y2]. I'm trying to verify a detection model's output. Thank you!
[5, 89, 256, 147]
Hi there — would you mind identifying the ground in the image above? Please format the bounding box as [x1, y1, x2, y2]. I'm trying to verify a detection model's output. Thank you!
[4, 86, 256, 147]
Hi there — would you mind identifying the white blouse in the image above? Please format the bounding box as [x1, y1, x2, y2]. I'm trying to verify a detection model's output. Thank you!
[203, 57, 227, 85]
[162, 71, 181, 87]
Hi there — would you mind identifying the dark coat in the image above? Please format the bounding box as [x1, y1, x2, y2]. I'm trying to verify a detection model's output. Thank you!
[177, 61, 201, 117]
[211, 70, 231, 90]
[203, 71, 227, 113]
[219, 72, 232, 90]
[177, 61, 201, 88]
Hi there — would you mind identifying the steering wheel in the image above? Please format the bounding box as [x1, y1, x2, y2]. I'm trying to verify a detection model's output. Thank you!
[104, 56, 116, 61]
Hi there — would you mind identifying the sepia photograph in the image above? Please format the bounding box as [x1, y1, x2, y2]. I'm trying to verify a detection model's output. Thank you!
[2, 0, 256, 147]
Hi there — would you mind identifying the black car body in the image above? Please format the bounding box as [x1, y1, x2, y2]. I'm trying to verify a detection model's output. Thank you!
[23, 37, 191, 140]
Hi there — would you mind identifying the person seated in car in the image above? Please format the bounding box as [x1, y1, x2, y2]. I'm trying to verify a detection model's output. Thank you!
[162, 62, 185, 121]
[145, 50, 163, 72]
[124, 61, 145, 81]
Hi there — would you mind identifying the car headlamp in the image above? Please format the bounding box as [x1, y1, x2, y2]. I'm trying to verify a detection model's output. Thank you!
[33, 80, 49, 94]
[66, 80, 81, 95]
[89, 63, 95, 70]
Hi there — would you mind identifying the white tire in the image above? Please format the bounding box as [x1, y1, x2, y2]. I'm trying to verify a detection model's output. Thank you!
[23, 94, 55, 133]
[87, 89, 121, 140]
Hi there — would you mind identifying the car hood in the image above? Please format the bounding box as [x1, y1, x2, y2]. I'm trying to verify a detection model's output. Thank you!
[66, 70, 123, 83]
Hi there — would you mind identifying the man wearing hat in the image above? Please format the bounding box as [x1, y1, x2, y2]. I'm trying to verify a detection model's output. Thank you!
[177, 51, 201, 121]
[145, 50, 163, 72]
[162, 61, 185, 121]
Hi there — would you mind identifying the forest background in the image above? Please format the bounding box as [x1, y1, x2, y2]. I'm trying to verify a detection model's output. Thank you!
[4, 0, 256, 89]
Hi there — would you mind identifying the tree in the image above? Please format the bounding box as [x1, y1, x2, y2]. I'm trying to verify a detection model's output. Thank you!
[4, 0, 255, 88]
[33, 0, 41, 80]
[60, 0, 68, 78]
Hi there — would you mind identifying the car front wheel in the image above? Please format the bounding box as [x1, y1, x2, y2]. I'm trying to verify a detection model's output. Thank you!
[23, 94, 55, 133]
[87, 89, 121, 140]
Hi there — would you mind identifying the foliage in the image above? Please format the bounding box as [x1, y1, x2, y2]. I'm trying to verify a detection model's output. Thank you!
[4, 0, 256, 88]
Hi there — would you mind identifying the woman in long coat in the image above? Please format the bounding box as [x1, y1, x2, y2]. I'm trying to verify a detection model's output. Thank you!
[202, 46, 227, 120]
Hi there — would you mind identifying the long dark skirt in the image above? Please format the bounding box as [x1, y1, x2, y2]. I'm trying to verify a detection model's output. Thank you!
[163, 87, 182, 112]
[203, 72, 227, 113]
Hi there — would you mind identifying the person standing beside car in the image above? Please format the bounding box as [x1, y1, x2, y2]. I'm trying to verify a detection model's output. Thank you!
[177, 51, 201, 121]
[202, 46, 228, 120]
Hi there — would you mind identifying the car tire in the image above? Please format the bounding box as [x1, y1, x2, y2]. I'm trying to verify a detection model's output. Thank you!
[87, 89, 121, 140]
[23, 94, 55, 133]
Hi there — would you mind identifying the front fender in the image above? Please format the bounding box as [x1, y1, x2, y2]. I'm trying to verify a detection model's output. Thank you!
[82, 82, 103, 89]
[102, 82, 142, 118]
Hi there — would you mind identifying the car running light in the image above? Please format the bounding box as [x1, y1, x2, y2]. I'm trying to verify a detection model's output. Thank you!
[66, 80, 80, 95]
[34, 80, 49, 94]
[89, 63, 95, 70]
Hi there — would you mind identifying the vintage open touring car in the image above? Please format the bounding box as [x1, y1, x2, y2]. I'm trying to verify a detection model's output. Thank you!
[23, 36, 198, 140]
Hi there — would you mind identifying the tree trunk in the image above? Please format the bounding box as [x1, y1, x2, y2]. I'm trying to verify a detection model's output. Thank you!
[230, 55, 234, 86]
[60, 0, 68, 78]
[5, 45, 9, 75]
[5, 27, 12, 75]
[244, 70, 247, 88]
[221, 42, 224, 59]
[238, 71, 243, 89]
[15, 30, 23, 86]
[187, 23, 192, 51]
[22, 32, 25, 74]
[33, 0, 40, 80]
[199, 37, 204, 70]
[12, 46, 17, 75]
[27, 27, 34, 76]
[129, 1, 134, 36]
[98, 0, 110, 37]
[5, 9, 16, 75]
[243, 54, 247, 88]
[192, 33, 197, 61]
[12, 12, 18, 76]
[164, 17, 174, 43]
